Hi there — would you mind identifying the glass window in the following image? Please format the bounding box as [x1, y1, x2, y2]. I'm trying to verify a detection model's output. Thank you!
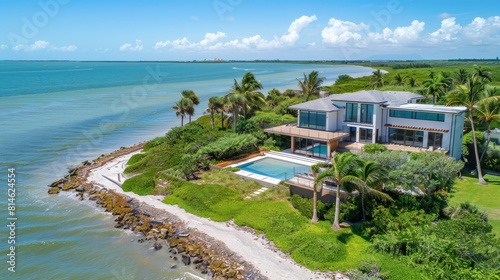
[309, 112, 317, 129]
[346, 103, 358, 122]
[390, 110, 445, 122]
[361, 104, 374, 123]
[317, 112, 326, 130]
[360, 128, 373, 144]
[300, 111, 308, 127]
[428, 132, 443, 148]
[389, 129, 424, 147]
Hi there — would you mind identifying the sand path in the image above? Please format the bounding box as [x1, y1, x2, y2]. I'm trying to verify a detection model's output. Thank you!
[87, 152, 330, 280]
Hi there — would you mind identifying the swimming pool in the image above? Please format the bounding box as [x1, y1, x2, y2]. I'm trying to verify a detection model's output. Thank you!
[236, 157, 311, 181]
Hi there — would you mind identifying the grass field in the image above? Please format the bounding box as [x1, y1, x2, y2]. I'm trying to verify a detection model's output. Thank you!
[161, 170, 422, 279]
[449, 172, 500, 235]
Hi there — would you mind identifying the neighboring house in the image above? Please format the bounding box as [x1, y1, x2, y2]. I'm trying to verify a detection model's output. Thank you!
[264, 90, 467, 160]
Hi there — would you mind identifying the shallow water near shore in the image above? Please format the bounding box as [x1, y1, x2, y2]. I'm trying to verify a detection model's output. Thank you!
[0, 61, 374, 279]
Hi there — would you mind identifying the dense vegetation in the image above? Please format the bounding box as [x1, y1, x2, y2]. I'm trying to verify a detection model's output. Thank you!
[120, 67, 500, 279]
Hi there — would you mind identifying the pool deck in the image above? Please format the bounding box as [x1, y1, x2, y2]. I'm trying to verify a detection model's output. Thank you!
[228, 151, 325, 185]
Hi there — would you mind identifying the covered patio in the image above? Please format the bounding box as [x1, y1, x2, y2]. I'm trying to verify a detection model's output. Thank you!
[264, 125, 349, 159]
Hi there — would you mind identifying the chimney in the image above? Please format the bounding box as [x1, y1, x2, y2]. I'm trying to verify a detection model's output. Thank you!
[319, 91, 330, 98]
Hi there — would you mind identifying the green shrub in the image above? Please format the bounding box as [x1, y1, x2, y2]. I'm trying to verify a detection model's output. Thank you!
[363, 143, 388, 154]
[225, 167, 241, 172]
[197, 133, 259, 161]
[259, 145, 281, 151]
[361, 206, 436, 236]
[394, 193, 449, 217]
[121, 170, 156, 195]
[126, 153, 148, 165]
[290, 195, 331, 220]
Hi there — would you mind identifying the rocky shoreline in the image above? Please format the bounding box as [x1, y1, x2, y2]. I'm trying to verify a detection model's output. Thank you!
[48, 143, 264, 280]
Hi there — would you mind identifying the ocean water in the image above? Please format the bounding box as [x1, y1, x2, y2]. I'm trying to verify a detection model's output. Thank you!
[0, 61, 374, 279]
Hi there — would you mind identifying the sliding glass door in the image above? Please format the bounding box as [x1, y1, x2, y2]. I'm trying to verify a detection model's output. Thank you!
[294, 137, 328, 158]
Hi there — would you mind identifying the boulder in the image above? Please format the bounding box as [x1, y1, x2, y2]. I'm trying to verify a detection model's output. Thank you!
[154, 242, 163, 251]
[75, 186, 85, 192]
[181, 254, 191, 266]
[48, 187, 60, 194]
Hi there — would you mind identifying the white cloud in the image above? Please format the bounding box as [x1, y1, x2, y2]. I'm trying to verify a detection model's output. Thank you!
[438, 12, 451, 19]
[462, 16, 500, 44]
[55, 45, 78, 51]
[429, 17, 462, 42]
[0, 44, 8, 50]
[12, 41, 78, 52]
[120, 40, 144, 51]
[154, 15, 317, 51]
[321, 18, 369, 46]
[380, 20, 425, 44]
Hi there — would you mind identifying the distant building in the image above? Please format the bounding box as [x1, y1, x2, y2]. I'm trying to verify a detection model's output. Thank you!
[204, 58, 224, 62]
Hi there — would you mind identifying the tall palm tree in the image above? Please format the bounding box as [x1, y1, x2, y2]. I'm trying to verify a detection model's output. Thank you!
[297, 70, 326, 98]
[181, 90, 199, 123]
[181, 90, 200, 105]
[441, 71, 455, 92]
[456, 68, 469, 85]
[207, 96, 224, 130]
[223, 92, 245, 131]
[408, 77, 418, 88]
[473, 66, 493, 82]
[370, 69, 385, 89]
[351, 161, 393, 221]
[476, 96, 500, 163]
[393, 74, 407, 86]
[313, 152, 362, 230]
[423, 73, 446, 104]
[447, 75, 489, 185]
[171, 97, 193, 126]
[232, 72, 264, 119]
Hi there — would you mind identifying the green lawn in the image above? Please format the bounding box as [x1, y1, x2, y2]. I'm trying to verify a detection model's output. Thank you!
[160, 171, 422, 279]
[449, 173, 500, 235]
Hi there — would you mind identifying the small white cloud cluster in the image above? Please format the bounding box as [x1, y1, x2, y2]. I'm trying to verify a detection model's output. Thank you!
[120, 40, 144, 51]
[320, 15, 500, 49]
[155, 15, 317, 51]
[12, 40, 77, 52]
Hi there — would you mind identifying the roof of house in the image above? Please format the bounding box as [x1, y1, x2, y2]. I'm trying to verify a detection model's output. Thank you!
[288, 90, 425, 112]
[389, 104, 468, 114]
[329, 90, 424, 106]
[288, 96, 343, 112]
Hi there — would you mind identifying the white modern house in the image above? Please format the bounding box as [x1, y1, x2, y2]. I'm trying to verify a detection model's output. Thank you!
[264, 90, 467, 160]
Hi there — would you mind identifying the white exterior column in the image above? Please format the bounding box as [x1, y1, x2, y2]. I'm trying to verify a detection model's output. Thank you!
[423, 131, 429, 147]
[357, 104, 361, 123]
[372, 128, 376, 144]
[356, 127, 360, 142]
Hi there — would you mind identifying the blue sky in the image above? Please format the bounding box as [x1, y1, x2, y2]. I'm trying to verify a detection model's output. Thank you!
[1, 0, 499, 60]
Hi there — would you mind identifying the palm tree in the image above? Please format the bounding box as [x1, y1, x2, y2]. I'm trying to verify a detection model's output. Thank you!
[297, 71, 326, 98]
[224, 92, 245, 131]
[408, 77, 418, 88]
[181, 90, 199, 123]
[423, 73, 446, 104]
[447, 75, 489, 185]
[370, 69, 385, 89]
[476, 96, 500, 163]
[393, 74, 407, 86]
[473, 66, 493, 82]
[456, 68, 469, 85]
[232, 72, 264, 119]
[171, 97, 193, 126]
[350, 161, 393, 221]
[207, 96, 224, 130]
[441, 71, 455, 92]
[313, 152, 362, 230]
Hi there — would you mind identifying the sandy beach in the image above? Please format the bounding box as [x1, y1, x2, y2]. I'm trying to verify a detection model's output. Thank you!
[86, 151, 331, 280]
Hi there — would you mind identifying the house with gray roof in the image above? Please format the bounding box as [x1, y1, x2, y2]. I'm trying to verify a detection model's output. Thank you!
[264, 90, 466, 160]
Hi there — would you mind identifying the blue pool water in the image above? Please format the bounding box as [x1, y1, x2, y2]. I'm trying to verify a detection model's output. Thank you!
[236, 157, 311, 181]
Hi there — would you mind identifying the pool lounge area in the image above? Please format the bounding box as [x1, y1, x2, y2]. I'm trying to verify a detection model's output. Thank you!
[229, 151, 324, 185]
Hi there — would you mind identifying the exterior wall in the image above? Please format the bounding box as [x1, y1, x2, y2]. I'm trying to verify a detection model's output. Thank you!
[297, 110, 301, 126]
[326, 111, 338, 131]
[451, 113, 465, 160]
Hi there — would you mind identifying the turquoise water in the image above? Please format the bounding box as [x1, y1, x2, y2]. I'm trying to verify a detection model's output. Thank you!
[0, 61, 374, 279]
[236, 158, 310, 181]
